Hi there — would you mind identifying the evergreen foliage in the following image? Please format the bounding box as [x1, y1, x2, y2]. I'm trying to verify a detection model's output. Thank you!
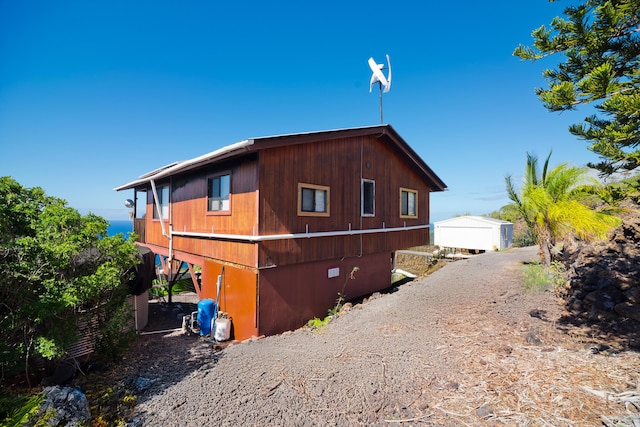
[514, 0, 640, 175]
[0, 177, 139, 385]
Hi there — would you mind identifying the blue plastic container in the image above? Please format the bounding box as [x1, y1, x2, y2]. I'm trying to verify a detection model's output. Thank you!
[197, 298, 215, 335]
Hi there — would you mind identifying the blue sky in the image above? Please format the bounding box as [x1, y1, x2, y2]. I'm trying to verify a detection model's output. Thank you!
[0, 0, 597, 223]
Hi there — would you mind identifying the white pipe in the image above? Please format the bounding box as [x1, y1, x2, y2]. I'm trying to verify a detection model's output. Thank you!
[170, 224, 429, 242]
[150, 178, 173, 300]
[168, 223, 174, 263]
[149, 179, 169, 239]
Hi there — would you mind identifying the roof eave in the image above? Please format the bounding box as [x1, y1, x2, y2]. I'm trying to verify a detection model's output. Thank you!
[114, 124, 447, 193]
[114, 139, 254, 191]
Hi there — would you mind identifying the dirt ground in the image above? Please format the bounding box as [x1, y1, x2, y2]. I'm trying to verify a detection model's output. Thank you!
[79, 246, 639, 426]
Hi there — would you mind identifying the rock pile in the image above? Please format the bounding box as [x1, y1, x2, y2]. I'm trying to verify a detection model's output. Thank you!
[561, 202, 640, 349]
[36, 386, 91, 427]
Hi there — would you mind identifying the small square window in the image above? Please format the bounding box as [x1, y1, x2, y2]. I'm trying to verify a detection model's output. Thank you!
[400, 188, 417, 217]
[208, 174, 231, 212]
[298, 183, 330, 217]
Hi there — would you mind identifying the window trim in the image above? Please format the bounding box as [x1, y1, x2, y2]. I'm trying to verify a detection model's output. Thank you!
[361, 179, 375, 217]
[207, 172, 232, 215]
[298, 183, 330, 217]
[400, 187, 418, 218]
[152, 184, 170, 220]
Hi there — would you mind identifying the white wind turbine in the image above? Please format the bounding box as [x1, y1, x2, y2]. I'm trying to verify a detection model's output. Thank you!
[368, 54, 392, 124]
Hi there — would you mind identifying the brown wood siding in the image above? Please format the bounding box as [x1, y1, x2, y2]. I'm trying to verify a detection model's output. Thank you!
[171, 157, 258, 235]
[133, 218, 146, 243]
[140, 135, 433, 269]
[258, 252, 392, 336]
[257, 135, 433, 267]
[141, 157, 260, 267]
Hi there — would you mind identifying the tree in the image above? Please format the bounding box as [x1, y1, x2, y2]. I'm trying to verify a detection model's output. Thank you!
[505, 152, 621, 266]
[0, 177, 139, 385]
[514, 0, 640, 175]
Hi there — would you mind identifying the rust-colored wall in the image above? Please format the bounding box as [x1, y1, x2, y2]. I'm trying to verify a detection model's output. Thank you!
[171, 157, 258, 235]
[257, 135, 432, 268]
[140, 156, 260, 267]
[257, 252, 392, 336]
[139, 135, 433, 270]
[258, 135, 432, 236]
[201, 259, 259, 341]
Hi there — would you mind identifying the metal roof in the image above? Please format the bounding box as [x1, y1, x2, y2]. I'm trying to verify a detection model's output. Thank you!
[114, 124, 447, 192]
[114, 140, 253, 191]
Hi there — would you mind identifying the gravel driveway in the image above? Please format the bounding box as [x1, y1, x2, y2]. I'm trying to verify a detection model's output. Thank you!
[113, 246, 639, 426]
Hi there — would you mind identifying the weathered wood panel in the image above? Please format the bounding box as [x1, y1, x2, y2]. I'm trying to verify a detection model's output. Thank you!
[258, 136, 362, 235]
[257, 134, 433, 266]
[171, 157, 258, 235]
[133, 219, 146, 243]
[140, 133, 434, 268]
[258, 252, 392, 336]
[140, 156, 260, 267]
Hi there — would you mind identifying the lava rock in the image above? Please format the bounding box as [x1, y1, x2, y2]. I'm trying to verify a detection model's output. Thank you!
[38, 386, 90, 427]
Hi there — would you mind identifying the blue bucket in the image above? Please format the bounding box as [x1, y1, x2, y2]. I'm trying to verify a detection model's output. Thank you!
[197, 298, 215, 335]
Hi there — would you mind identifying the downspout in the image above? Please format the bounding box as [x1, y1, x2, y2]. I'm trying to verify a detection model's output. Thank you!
[150, 178, 174, 301]
[149, 179, 170, 239]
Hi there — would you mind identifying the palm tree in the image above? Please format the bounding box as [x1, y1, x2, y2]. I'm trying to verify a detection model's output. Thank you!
[505, 151, 621, 267]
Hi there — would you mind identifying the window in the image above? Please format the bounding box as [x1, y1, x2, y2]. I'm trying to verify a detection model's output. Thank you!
[400, 188, 417, 217]
[298, 183, 329, 216]
[208, 174, 231, 212]
[153, 185, 169, 219]
[361, 179, 375, 216]
[134, 190, 146, 219]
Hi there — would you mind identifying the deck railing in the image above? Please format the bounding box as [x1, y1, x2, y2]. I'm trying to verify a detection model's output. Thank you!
[134, 218, 146, 243]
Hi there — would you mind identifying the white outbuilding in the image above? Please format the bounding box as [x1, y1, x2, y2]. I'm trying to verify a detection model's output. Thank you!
[433, 216, 513, 252]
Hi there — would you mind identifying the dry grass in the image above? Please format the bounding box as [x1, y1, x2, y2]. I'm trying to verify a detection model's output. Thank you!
[395, 246, 640, 426]
[427, 342, 639, 426]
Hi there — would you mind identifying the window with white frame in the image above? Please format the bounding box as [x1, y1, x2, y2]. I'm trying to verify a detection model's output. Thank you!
[400, 188, 418, 217]
[208, 173, 231, 212]
[298, 183, 329, 216]
[153, 185, 169, 219]
[361, 179, 375, 216]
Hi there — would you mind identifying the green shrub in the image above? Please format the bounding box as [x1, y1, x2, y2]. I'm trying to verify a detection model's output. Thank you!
[0, 392, 43, 427]
[0, 177, 140, 385]
[523, 261, 565, 292]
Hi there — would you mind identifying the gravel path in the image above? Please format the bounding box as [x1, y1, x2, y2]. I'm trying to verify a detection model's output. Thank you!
[119, 246, 577, 426]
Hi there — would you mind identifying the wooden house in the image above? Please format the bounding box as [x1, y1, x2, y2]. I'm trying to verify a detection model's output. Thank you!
[115, 125, 446, 340]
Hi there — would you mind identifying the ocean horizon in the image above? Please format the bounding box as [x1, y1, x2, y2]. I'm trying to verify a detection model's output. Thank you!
[107, 220, 133, 236]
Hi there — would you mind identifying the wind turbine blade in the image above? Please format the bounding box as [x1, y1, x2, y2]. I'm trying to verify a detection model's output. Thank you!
[383, 54, 392, 93]
[368, 57, 379, 92]
[368, 56, 389, 92]
[367, 57, 378, 73]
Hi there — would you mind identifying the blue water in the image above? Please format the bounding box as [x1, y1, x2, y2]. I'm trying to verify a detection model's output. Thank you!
[107, 220, 133, 236]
